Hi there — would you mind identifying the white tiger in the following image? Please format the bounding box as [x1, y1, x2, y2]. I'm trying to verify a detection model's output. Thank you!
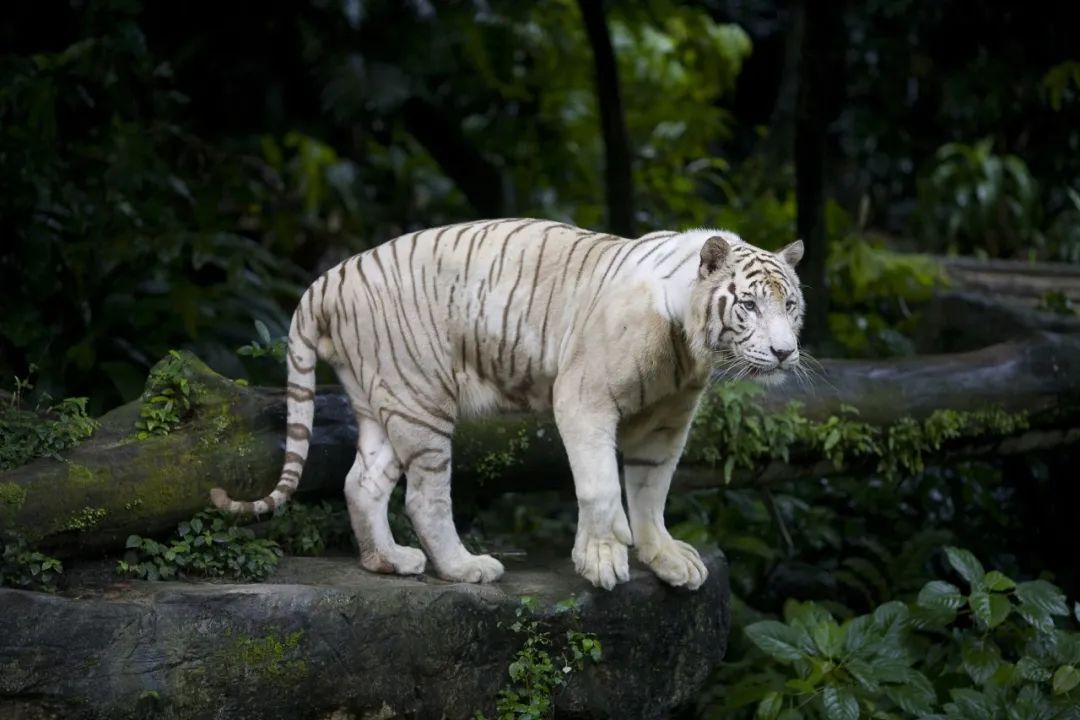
[211, 219, 805, 590]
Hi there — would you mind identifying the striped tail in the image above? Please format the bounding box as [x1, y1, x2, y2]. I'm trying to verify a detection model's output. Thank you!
[210, 293, 320, 516]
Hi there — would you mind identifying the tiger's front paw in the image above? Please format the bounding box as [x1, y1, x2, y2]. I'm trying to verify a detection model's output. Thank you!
[436, 553, 505, 584]
[640, 540, 708, 590]
[573, 534, 630, 590]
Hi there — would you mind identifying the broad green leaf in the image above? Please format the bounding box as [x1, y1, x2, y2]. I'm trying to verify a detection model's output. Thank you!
[944, 547, 985, 585]
[947, 688, 994, 720]
[1018, 604, 1055, 633]
[1016, 657, 1052, 682]
[842, 615, 875, 656]
[785, 678, 818, 694]
[918, 580, 965, 610]
[984, 570, 1016, 591]
[884, 677, 936, 716]
[125, 534, 142, 549]
[755, 691, 783, 720]
[1053, 665, 1080, 695]
[821, 686, 859, 720]
[871, 601, 909, 639]
[812, 618, 844, 658]
[1016, 580, 1069, 617]
[988, 593, 1011, 628]
[844, 658, 880, 692]
[745, 621, 806, 662]
[961, 636, 1002, 684]
[909, 604, 957, 631]
[969, 590, 993, 628]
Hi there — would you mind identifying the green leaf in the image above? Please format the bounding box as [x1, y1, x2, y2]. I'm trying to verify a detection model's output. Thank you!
[944, 547, 985, 585]
[1016, 580, 1069, 617]
[1016, 657, 1052, 682]
[987, 593, 1011, 628]
[969, 590, 996, 628]
[255, 319, 271, 344]
[844, 658, 880, 692]
[745, 621, 806, 662]
[947, 688, 994, 719]
[961, 636, 1002, 684]
[1053, 665, 1080, 695]
[812, 619, 844, 658]
[884, 678, 936, 716]
[984, 570, 1016, 591]
[125, 534, 142, 549]
[1018, 604, 1055, 633]
[755, 691, 783, 720]
[821, 686, 858, 720]
[918, 580, 965, 610]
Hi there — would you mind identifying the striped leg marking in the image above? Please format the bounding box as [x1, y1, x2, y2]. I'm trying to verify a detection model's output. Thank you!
[345, 418, 426, 575]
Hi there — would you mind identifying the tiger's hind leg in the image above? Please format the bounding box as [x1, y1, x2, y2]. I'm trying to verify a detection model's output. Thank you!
[388, 428, 504, 583]
[344, 416, 427, 575]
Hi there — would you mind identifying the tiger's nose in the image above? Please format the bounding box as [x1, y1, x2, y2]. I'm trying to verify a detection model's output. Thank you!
[770, 346, 793, 362]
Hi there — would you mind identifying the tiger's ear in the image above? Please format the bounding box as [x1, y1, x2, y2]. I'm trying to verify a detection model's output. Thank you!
[699, 235, 730, 278]
[778, 239, 804, 267]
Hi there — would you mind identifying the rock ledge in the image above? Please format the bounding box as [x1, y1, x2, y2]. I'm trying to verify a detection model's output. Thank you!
[0, 553, 729, 720]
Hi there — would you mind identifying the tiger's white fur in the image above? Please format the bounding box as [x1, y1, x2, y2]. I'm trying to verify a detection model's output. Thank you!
[211, 219, 805, 590]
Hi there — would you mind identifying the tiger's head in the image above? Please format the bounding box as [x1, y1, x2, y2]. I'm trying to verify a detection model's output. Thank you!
[689, 232, 805, 385]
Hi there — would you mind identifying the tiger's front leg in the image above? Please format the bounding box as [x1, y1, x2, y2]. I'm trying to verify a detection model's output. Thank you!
[620, 389, 709, 590]
[554, 390, 633, 590]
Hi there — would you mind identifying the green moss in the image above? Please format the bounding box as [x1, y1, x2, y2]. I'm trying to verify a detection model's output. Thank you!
[220, 627, 309, 682]
[66, 506, 107, 531]
[0, 482, 26, 510]
[66, 463, 97, 485]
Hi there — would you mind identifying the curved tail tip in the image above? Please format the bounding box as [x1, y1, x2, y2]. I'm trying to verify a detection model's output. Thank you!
[209, 487, 231, 510]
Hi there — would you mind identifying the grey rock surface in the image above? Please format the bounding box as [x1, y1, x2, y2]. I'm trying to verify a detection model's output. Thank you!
[0, 552, 729, 720]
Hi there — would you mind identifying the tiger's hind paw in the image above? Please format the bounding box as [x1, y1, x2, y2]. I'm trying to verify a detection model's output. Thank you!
[361, 545, 427, 576]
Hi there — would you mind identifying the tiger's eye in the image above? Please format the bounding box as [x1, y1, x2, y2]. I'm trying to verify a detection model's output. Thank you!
[741, 300, 756, 311]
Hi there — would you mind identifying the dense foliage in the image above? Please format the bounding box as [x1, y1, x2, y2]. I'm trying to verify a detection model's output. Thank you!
[118, 510, 283, 582]
[3, 0, 1077, 409]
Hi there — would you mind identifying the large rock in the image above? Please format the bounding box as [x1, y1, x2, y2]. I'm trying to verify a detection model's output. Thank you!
[0, 553, 729, 720]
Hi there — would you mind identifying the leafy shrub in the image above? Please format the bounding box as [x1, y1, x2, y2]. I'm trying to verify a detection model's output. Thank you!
[716, 547, 1080, 720]
[916, 139, 1042, 258]
[477, 596, 602, 720]
[266, 500, 352, 556]
[0, 367, 97, 470]
[684, 380, 1026, 483]
[118, 510, 282, 582]
[134, 350, 193, 439]
[0, 534, 64, 591]
[237, 320, 288, 364]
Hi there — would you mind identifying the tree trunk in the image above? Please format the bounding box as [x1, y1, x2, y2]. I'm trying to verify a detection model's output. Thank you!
[794, 0, 845, 348]
[3, 334, 1079, 555]
[577, 0, 635, 237]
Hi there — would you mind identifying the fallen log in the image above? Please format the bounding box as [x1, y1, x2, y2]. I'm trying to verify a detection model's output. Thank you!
[2, 332, 1079, 555]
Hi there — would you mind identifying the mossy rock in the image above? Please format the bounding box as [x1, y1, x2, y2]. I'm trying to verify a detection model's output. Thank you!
[0, 553, 730, 720]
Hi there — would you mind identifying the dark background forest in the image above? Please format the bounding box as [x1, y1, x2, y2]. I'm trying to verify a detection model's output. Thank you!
[2, 0, 1078, 413]
[3, 2, 1080, 718]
